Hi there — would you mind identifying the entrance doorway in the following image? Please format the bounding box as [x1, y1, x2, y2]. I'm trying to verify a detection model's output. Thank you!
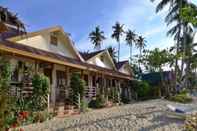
[56, 70, 67, 103]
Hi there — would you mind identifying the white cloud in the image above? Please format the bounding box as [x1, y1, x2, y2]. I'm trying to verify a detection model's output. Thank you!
[76, 0, 181, 61]
[144, 25, 166, 37]
[149, 37, 174, 50]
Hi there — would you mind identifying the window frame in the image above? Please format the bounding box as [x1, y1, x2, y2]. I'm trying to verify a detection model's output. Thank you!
[50, 35, 58, 46]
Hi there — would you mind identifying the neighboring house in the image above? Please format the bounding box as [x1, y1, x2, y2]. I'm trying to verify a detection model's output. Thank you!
[116, 60, 132, 75]
[142, 71, 175, 86]
[115, 60, 133, 100]
[0, 22, 132, 107]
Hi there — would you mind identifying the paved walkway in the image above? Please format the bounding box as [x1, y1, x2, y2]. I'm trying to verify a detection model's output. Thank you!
[22, 99, 197, 131]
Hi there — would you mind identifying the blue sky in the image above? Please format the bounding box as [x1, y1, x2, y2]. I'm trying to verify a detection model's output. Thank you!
[1, 0, 197, 61]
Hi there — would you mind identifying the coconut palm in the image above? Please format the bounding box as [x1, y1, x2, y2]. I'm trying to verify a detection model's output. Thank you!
[111, 22, 124, 62]
[150, 0, 196, 89]
[125, 29, 136, 63]
[136, 36, 146, 68]
[107, 46, 117, 63]
[89, 26, 106, 50]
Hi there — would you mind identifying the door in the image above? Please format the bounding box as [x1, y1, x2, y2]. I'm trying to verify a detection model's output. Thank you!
[56, 70, 67, 103]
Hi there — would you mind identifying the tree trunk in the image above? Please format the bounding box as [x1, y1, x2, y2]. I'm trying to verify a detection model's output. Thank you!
[139, 48, 142, 70]
[174, 27, 181, 93]
[118, 41, 120, 62]
[159, 67, 164, 96]
[130, 43, 132, 64]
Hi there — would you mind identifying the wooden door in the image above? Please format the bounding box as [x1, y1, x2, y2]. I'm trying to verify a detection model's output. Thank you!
[56, 70, 67, 103]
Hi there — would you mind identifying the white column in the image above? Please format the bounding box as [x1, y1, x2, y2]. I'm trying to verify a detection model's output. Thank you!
[67, 67, 70, 86]
[89, 72, 93, 98]
[51, 64, 56, 106]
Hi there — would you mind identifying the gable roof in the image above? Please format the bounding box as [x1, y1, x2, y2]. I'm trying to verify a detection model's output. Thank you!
[8, 26, 84, 61]
[116, 60, 129, 70]
[79, 50, 104, 60]
[80, 49, 117, 70]
[0, 40, 131, 80]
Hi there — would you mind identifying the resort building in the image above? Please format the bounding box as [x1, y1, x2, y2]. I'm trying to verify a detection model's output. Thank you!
[0, 22, 132, 107]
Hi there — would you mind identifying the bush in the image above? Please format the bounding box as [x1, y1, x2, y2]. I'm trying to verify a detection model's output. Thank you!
[32, 74, 50, 111]
[169, 93, 192, 103]
[70, 73, 85, 105]
[0, 58, 12, 131]
[88, 95, 105, 109]
[80, 99, 88, 112]
[133, 81, 151, 100]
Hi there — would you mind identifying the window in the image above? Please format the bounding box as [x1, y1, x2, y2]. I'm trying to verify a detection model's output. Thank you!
[100, 55, 104, 62]
[50, 35, 58, 46]
[92, 76, 96, 87]
[0, 12, 6, 22]
[11, 68, 19, 82]
[112, 79, 116, 87]
[84, 74, 89, 86]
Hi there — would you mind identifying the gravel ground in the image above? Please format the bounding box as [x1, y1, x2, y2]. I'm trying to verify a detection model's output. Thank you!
[22, 99, 197, 131]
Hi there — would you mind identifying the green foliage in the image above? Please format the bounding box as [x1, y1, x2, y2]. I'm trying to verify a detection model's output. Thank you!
[169, 92, 192, 104]
[88, 95, 105, 109]
[0, 58, 12, 131]
[89, 26, 106, 50]
[130, 63, 142, 79]
[143, 48, 172, 72]
[32, 74, 50, 111]
[80, 99, 88, 112]
[137, 81, 151, 98]
[132, 80, 152, 100]
[113, 87, 120, 103]
[70, 73, 85, 105]
[181, 5, 197, 26]
[0, 58, 11, 89]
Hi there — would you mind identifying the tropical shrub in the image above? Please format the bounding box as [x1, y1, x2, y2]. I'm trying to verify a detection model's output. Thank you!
[169, 92, 192, 104]
[32, 74, 50, 111]
[88, 95, 105, 109]
[70, 72, 85, 105]
[113, 87, 121, 103]
[0, 58, 12, 130]
[132, 80, 151, 100]
[80, 99, 89, 112]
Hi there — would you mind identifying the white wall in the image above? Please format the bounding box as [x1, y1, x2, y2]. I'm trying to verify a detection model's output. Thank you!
[119, 64, 131, 75]
[88, 53, 114, 69]
[17, 32, 78, 59]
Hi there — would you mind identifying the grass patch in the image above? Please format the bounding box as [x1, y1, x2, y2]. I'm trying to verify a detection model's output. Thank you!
[169, 92, 193, 104]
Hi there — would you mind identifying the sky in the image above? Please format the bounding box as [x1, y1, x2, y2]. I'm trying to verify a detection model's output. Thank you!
[1, 0, 197, 61]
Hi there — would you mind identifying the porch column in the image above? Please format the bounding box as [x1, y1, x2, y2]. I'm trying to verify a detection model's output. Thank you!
[96, 73, 99, 95]
[67, 67, 70, 86]
[51, 64, 56, 106]
[88, 72, 92, 98]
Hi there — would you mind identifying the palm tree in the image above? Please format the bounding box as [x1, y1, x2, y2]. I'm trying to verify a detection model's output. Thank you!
[136, 36, 146, 68]
[111, 22, 124, 62]
[89, 26, 106, 50]
[107, 46, 117, 63]
[150, 0, 195, 89]
[125, 29, 136, 63]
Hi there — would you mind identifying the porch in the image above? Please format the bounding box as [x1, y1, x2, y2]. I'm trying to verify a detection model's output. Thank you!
[2, 52, 131, 108]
